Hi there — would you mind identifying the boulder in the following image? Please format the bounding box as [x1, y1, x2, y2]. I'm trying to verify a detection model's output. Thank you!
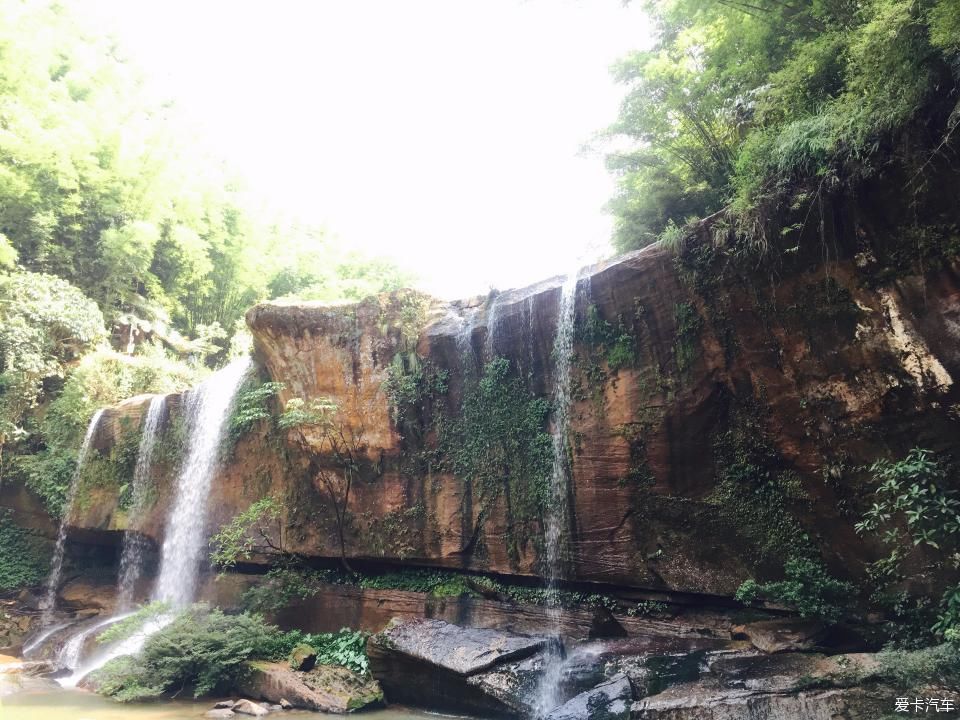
[205, 710, 236, 718]
[368, 619, 547, 718]
[736, 619, 827, 654]
[58, 578, 117, 612]
[372, 618, 546, 674]
[238, 661, 383, 713]
[545, 673, 633, 720]
[288, 643, 317, 671]
[213, 700, 237, 709]
[232, 699, 270, 716]
[0, 605, 34, 650]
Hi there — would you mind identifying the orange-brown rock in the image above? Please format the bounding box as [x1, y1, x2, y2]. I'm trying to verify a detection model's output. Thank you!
[46, 210, 960, 599]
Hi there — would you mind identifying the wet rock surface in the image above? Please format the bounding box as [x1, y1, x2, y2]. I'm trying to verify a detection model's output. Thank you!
[545, 673, 632, 720]
[631, 682, 889, 720]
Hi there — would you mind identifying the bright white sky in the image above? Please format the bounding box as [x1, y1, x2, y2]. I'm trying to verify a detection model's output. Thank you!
[80, 1, 653, 299]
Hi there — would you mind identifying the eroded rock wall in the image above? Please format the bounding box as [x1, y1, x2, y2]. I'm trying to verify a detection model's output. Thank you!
[41, 176, 960, 600]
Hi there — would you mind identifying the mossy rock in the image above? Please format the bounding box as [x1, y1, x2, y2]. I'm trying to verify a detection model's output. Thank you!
[289, 642, 317, 671]
[239, 661, 383, 713]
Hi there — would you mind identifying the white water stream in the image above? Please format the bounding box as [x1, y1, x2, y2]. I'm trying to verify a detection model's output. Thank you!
[116, 395, 166, 609]
[534, 268, 580, 718]
[152, 357, 251, 606]
[40, 409, 105, 626]
[32, 359, 251, 686]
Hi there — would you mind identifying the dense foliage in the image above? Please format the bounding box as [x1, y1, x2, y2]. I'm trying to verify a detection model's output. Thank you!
[0, 508, 49, 590]
[0, 2, 412, 335]
[605, 0, 960, 251]
[441, 357, 553, 562]
[91, 604, 369, 701]
[278, 628, 370, 675]
[735, 557, 855, 624]
[0, 1, 411, 518]
[856, 448, 960, 643]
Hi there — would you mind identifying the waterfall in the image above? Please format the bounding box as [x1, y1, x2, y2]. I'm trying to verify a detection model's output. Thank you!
[58, 611, 171, 688]
[54, 613, 131, 673]
[535, 268, 580, 718]
[484, 295, 500, 361]
[40, 409, 105, 626]
[116, 395, 166, 610]
[152, 357, 251, 607]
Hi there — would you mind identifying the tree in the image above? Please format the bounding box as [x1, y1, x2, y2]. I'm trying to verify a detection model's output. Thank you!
[0, 271, 106, 472]
[603, 0, 960, 252]
[210, 497, 289, 571]
[279, 398, 374, 570]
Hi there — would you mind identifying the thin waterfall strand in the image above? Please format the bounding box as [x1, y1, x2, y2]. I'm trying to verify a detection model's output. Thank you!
[535, 269, 580, 717]
[40, 409, 105, 626]
[152, 357, 251, 607]
[116, 395, 166, 609]
[484, 295, 500, 361]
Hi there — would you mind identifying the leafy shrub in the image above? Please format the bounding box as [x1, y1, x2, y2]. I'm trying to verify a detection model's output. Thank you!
[735, 557, 854, 624]
[241, 567, 333, 613]
[856, 448, 960, 641]
[0, 271, 107, 451]
[210, 497, 284, 571]
[10, 345, 197, 515]
[0, 509, 50, 591]
[227, 379, 285, 445]
[275, 628, 369, 675]
[91, 605, 283, 701]
[876, 643, 960, 689]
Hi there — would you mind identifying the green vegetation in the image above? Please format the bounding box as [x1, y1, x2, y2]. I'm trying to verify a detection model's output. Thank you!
[856, 448, 960, 643]
[91, 605, 283, 701]
[210, 497, 287, 571]
[0, 508, 50, 590]
[573, 304, 637, 410]
[226, 379, 286, 450]
[604, 0, 960, 252]
[10, 346, 196, 515]
[237, 564, 670, 620]
[95, 602, 171, 645]
[280, 629, 369, 675]
[736, 557, 855, 624]
[672, 301, 702, 375]
[441, 357, 552, 563]
[875, 643, 960, 688]
[91, 604, 370, 702]
[708, 399, 813, 563]
[0, 0, 411, 520]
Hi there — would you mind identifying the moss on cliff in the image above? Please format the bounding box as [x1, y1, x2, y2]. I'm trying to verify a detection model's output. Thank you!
[441, 357, 552, 566]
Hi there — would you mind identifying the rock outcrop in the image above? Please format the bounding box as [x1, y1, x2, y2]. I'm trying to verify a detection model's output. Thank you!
[238, 661, 383, 714]
[368, 619, 549, 717]
[21, 188, 960, 602]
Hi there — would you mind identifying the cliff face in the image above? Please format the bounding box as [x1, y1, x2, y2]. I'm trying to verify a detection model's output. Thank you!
[61, 195, 960, 597]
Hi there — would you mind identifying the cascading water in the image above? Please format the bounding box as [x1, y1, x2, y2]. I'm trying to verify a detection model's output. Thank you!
[115, 395, 166, 610]
[54, 613, 131, 673]
[40, 409, 105, 626]
[535, 268, 581, 718]
[484, 295, 500, 361]
[59, 611, 171, 688]
[152, 357, 251, 607]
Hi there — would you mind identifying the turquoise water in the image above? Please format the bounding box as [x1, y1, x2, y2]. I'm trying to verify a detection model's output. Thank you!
[0, 685, 460, 720]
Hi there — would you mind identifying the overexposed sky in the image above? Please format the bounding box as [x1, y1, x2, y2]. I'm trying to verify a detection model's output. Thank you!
[81, 1, 653, 299]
